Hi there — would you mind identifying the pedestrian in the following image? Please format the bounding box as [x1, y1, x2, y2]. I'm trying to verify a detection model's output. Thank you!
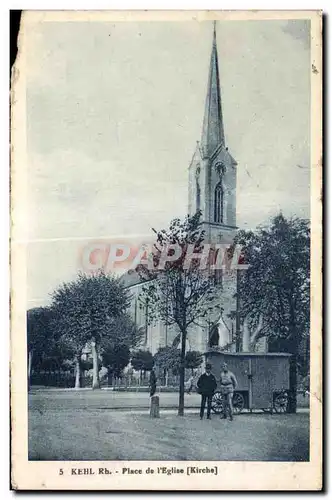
[196, 363, 217, 420]
[220, 362, 237, 421]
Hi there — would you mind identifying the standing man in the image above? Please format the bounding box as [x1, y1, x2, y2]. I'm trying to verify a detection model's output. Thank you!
[196, 363, 217, 420]
[220, 363, 237, 421]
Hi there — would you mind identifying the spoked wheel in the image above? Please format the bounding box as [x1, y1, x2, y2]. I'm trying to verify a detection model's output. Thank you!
[211, 391, 224, 414]
[273, 392, 289, 413]
[211, 391, 245, 415]
[232, 392, 245, 414]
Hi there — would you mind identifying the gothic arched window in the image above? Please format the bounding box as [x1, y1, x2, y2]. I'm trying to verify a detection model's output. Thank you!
[209, 325, 219, 347]
[214, 182, 223, 223]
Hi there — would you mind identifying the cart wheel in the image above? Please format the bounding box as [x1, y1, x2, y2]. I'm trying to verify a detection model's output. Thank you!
[232, 392, 245, 414]
[211, 391, 224, 414]
[273, 392, 288, 413]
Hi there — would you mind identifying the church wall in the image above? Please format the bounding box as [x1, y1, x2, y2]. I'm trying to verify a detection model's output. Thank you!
[127, 282, 207, 355]
[220, 270, 237, 342]
[225, 159, 237, 228]
[188, 156, 210, 222]
[187, 323, 207, 353]
[126, 271, 237, 356]
[188, 162, 196, 216]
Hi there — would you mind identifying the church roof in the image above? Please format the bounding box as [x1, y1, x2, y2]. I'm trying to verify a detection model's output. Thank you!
[200, 22, 225, 159]
[210, 142, 237, 166]
[120, 267, 155, 289]
[119, 269, 143, 289]
[188, 141, 203, 170]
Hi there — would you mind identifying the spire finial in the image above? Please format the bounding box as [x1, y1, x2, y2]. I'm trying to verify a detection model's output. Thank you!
[200, 19, 225, 157]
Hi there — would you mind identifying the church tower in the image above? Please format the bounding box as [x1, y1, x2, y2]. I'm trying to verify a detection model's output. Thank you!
[127, 24, 239, 355]
[188, 23, 237, 245]
[187, 23, 238, 352]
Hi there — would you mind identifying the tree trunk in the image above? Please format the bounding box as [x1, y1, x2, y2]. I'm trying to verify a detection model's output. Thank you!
[242, 315, 264, 352]
[107, 369, 113, 387]
[250, 314, 264, 351]
[91, 340, 100, 390]
[28, 349, 33, 391]
[178, 329, 186, 416]
[74, 356, 81, 389]
[165, 369, 168, 387]
[242, 318, 250, 351]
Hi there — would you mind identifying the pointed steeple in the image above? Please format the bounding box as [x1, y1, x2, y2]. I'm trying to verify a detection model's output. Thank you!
[201, 22, 225, 158]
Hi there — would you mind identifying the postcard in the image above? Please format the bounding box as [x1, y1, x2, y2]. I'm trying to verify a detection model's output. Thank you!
[10, 10, 322, 491]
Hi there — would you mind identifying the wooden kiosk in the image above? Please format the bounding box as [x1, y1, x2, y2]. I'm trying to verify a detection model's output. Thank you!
[205, 350, 292, 414]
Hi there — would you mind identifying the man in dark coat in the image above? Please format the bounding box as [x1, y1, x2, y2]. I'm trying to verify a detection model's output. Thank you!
[196, 363, 217, 420]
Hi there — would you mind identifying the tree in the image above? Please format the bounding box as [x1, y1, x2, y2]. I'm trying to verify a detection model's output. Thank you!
[185, 350, 203, 374]
[101, 313, 144, 352]
[50, 270, 130, 389]
[56, 329, 88, 389]
[154, 346, 181, 385]
[27, 307, 54, 389]
[102, 343, 130, 386]
[131, 350, 154, 382]
[138, 211, 222, 416]
[100, 313, 144, 386]
[234, 214, 310, 412]
[38, 339, 74, 374]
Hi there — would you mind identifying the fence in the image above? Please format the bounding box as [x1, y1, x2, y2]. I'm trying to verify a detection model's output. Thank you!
[29, 369, 188, 390]
[30, 372, 90, 388]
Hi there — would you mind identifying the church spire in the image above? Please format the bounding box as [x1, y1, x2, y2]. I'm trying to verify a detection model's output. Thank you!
[201, 21, 225, 158]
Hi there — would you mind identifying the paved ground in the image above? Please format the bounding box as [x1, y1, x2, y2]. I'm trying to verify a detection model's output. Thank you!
[29, 388, 309, 411]
[29, 390, 309, 462]
[29, 389, 203, 411]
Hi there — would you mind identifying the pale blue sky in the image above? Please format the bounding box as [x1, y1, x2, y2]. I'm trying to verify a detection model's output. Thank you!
[23, 18, 311, 306]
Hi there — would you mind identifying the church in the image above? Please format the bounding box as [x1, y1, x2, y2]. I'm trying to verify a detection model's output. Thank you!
[123, 25, 263, 356]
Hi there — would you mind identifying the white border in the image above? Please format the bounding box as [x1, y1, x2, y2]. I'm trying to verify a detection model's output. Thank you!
[4, 1, 327, 498]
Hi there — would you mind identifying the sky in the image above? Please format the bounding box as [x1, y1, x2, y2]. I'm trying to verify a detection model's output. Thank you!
[21, 17, 311, 306]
